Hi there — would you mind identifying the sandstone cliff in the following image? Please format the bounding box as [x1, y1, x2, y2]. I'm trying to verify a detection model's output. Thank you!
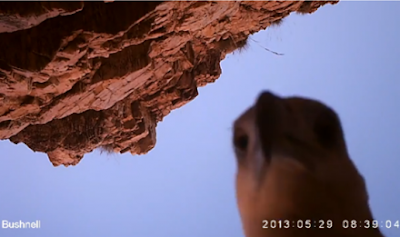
[0, 1, 338, 166]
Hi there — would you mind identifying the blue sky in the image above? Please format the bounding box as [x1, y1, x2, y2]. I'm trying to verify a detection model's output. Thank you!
[1, 2, 399, 237]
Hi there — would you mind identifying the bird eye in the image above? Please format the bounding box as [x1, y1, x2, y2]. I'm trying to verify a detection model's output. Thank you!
[314, 109, 340, 148]
[233, 128, 249, 153]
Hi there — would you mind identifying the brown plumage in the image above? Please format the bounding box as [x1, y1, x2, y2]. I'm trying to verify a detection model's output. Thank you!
[232, 91, 384, 237]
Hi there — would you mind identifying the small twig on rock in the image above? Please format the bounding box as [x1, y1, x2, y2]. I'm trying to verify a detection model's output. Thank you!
[249, 38, 284, 56]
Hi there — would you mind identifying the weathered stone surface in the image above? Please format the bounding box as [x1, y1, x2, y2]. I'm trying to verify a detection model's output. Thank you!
[0, 1, 338, 166]
[0, 2, 85, 33]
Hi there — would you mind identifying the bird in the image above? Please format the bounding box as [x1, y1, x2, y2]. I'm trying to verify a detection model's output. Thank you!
[232, 91, 384, 237]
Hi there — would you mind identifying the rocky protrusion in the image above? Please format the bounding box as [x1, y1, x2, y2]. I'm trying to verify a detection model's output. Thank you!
[0, 1, 339, 166]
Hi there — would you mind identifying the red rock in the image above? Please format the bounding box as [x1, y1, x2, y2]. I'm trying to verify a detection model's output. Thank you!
[0, 1, 338, 166]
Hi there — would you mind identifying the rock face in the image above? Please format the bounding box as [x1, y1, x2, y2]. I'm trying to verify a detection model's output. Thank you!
[0, 1, 338, 166]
